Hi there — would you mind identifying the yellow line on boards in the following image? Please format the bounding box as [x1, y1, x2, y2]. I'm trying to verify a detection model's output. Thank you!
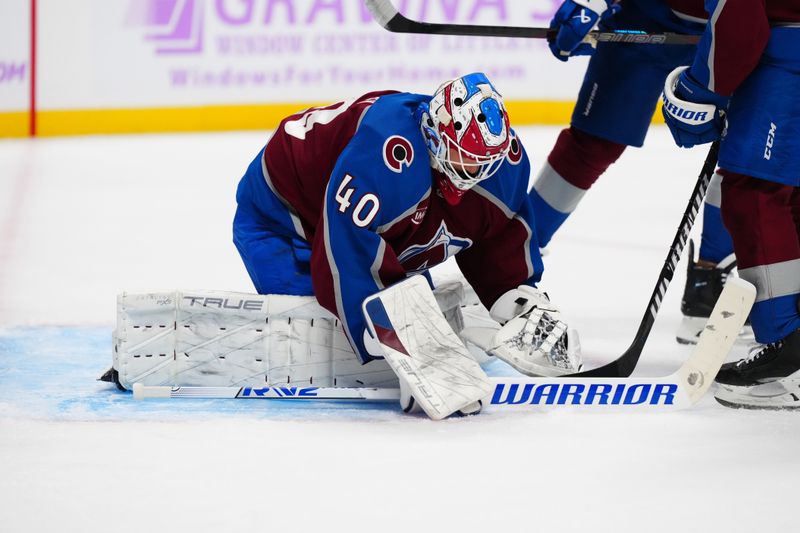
[0, 112, 30, 138]
[34, 103, 327, 137]
[1, 101, 665, 138]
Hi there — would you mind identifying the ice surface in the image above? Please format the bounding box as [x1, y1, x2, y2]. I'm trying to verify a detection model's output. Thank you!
[0, 127, 796, 532]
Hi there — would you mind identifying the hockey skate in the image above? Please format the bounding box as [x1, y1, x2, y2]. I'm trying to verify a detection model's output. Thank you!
[714, 328, 800, 409]
[676, 241, 753, 345]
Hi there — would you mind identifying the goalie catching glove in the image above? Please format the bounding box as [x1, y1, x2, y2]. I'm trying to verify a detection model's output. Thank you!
[483, 285, 583, 376]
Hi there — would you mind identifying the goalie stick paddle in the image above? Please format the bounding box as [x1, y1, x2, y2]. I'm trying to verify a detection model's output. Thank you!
[574, 141, 721, 378]
[133, 276, 754, 411]
[364, 0, 700, 45]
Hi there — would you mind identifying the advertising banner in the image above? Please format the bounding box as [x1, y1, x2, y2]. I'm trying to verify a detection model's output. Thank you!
[0, 0, 31, 136]
[30, 1, 590, 135]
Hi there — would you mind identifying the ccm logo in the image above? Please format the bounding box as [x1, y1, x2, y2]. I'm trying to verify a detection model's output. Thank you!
[764, 122, 777, 160]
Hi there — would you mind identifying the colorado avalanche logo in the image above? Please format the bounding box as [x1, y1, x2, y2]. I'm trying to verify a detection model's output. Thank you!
[397, 221, 473, 273]
[507, 133, 523, 165]
[383, 135, 414, 173]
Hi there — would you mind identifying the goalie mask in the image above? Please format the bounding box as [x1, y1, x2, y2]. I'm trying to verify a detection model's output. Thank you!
[418, 72, 512, 205]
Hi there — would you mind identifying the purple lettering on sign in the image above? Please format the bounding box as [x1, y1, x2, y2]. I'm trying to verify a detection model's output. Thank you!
[531, 0, 561, 23]
[165, 61, 523, 89]
[467, 0, 506, 21]
[216, 34, 305, 55]
[397, 0, 502, 23]
[264, 0, 298, 24]
[129, 0, 205, 54]
[128, 0, 561, 56]
[0, 62, 27, 84]
[439, 0, 460, 21]
[306, 0, 345, 24]
[216, 0, 255, 24]
[395, 0, 559, 24]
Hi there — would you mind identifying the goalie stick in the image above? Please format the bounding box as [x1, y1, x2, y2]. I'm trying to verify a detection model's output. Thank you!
[364, 0, 700, 45]
[133, 276, 755, 410]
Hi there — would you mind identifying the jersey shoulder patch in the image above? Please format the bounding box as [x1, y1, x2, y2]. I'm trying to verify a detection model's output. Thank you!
[382, 135, 415, 173]
[333, 93, 433, 224]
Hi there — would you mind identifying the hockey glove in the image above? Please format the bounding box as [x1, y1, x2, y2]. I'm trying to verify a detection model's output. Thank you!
[662, 66, 729, 148]
[548, 0, 620, 61]
[486, 285, 582, 376]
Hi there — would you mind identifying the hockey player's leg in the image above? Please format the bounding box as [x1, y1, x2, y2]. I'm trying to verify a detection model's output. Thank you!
[233, 203, 315, 296]
[697, 173, 735, 265]
[714, 329, 800, 410]
[530, 28, 695, 248]
[676, 174, 753, 344]
[529, 127, 626, 247]
[529, 36, 632, 247]
[705, 36, 800, 407]
[713, 173, 800, 409]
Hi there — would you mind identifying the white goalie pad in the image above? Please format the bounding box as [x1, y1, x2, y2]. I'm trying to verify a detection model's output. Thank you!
[362, 275, 492, 420]
[112, 285, 470, 391]
[112, 290, 396, 390]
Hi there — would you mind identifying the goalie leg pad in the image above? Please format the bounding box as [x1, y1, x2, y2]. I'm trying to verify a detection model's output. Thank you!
[112, 290, 396, 390]
[363, 275, 492, 420]
[110, 282, 473, 392]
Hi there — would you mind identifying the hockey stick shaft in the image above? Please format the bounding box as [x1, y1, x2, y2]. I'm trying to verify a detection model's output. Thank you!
[576, 141, 721, 378]
[364, 0, 700, 45]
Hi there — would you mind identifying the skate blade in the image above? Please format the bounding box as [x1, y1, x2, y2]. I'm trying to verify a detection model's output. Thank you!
[676, 316, 754, 346]
[714, 379, 800, 410]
